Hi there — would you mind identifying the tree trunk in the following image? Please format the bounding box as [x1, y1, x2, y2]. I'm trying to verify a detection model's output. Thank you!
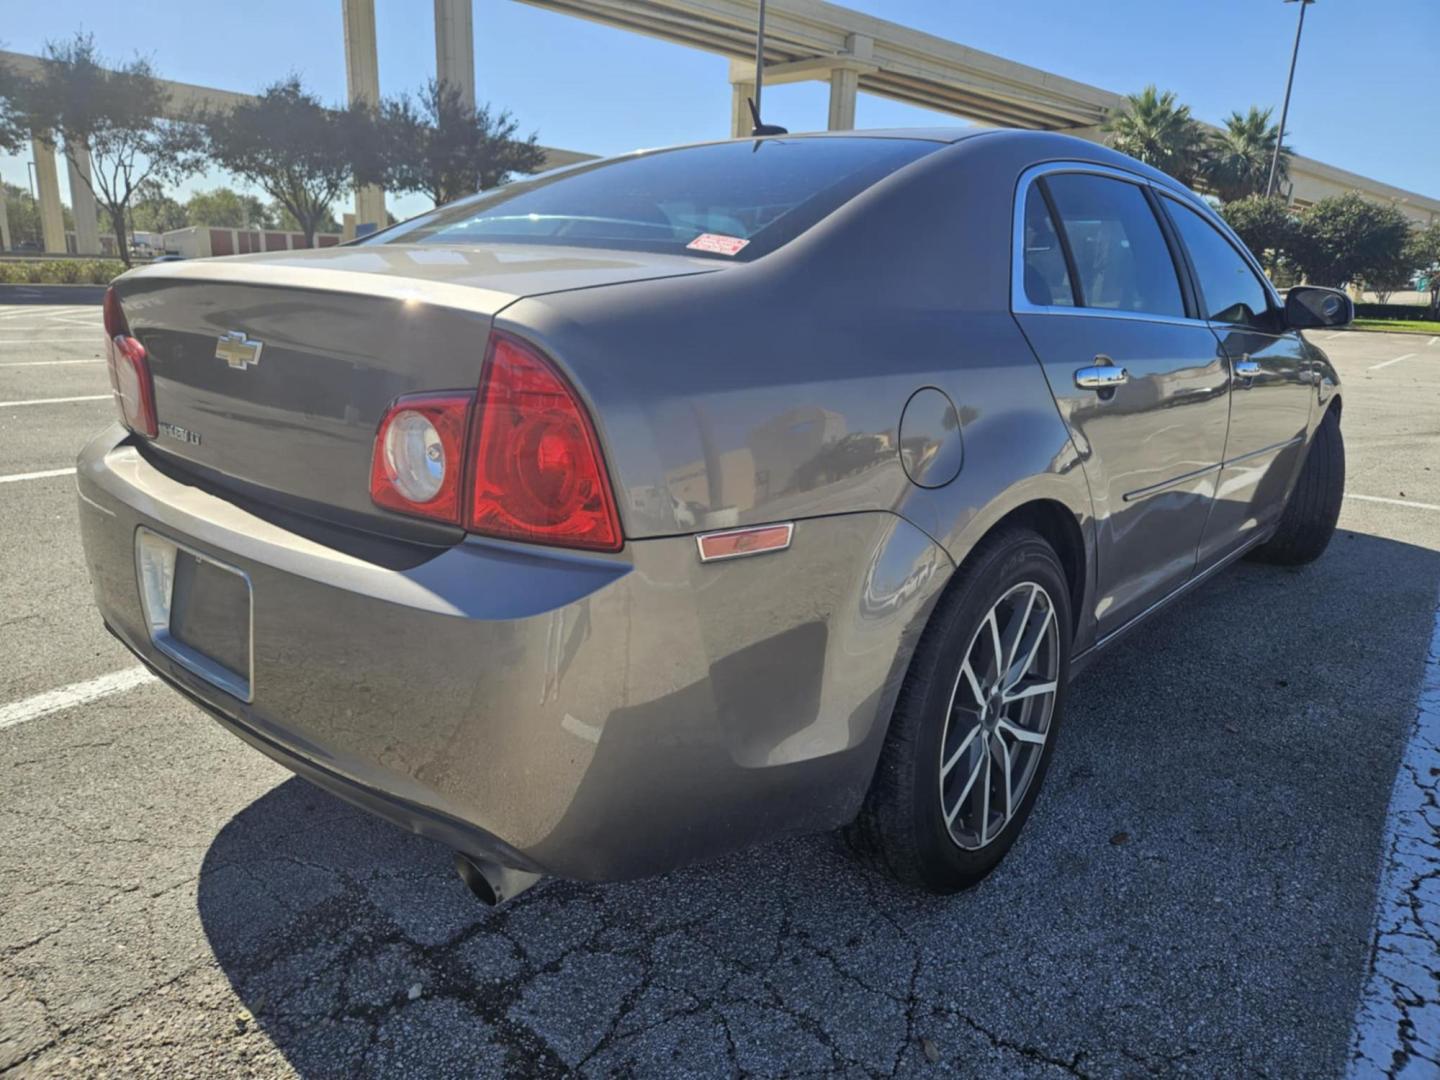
[108, 205, 132, 268]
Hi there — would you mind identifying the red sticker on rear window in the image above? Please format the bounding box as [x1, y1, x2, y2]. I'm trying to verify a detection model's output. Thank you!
[686, 233, 750, 256]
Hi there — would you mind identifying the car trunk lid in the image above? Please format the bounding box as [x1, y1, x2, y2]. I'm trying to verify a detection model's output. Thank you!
[114, 244, 720, 538]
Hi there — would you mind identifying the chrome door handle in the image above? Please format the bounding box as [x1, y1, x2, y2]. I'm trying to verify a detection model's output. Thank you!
[1074, 364, 1129, 390]
[1234, 359, 1262, 377]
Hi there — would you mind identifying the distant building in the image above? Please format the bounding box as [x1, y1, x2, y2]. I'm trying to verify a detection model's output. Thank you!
[161, 226, 343, 259]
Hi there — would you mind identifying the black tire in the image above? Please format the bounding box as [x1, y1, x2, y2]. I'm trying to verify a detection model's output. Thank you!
[847, 526, 1072, 893]
[1249, 406, 1344, 566]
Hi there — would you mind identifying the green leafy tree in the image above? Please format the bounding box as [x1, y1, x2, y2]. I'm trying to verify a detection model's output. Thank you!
[184, 186, 274, 229]
[1206, 106, 1290, 203]
[268, 200, 340, 235]
[1405, 222, 1440, 318]
[1103, 85, 1208, 187]
[0, 52, 30, 155]
[366, 80, 546, 206]
[1220, 195, 1299, 276]
[1292, 192, 1412, 290]
[203, 77, 351, 246]
[128, 178, 187, 233]
[23, 34, 205, 265]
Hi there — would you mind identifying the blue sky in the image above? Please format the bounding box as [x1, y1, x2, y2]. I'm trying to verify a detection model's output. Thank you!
[3, 0, 1436, 223]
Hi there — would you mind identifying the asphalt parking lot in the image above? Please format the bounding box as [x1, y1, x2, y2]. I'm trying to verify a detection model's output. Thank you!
[1, 300, 1437, 1078]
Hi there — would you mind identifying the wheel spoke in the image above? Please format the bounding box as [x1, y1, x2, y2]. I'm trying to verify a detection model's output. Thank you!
[944, 751, 987, 827]
[985, 609, 1004, 682]
[1003, 679, 1058, 704]
[1006, 605, 1054, 693]
[997, 736, 1013, 824]
[959, 660, 985, 712]
[1005, 583, 1038, 676]
[940, 722, 980, 778]
[996, 717, 1046, 746]
[979, 745, 993, 845]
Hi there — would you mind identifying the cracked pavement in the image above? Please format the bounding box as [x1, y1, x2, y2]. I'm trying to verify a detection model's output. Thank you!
[2, 311, 1440, 1077]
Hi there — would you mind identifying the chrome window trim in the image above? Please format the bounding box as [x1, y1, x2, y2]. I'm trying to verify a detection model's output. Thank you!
[1010, 160, 1212, 328]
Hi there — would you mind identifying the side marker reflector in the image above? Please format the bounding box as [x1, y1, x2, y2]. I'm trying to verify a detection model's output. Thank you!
[696, 523, 794, 563]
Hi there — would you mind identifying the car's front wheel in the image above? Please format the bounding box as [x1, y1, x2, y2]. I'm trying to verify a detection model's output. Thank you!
[1249, 404, 1345, 566]
[849, 527, 1072, 892]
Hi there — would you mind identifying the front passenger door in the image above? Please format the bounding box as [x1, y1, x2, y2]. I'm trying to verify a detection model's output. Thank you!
[1160, 196, 1315, 567]
[1014, 168, 1231, 639]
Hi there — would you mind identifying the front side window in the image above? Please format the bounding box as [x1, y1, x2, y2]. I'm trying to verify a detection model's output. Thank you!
[1045, 173, 1186, 318]
[1022, 190, 1076, 307]
[1165, 199, 1277, 330]
[368, 137, 939, 261]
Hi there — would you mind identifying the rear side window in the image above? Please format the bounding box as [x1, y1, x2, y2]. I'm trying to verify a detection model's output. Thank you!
[1022, 191, 1076, 307]
[371, 137, 940, 261]
[1165, 198, 1277, 330]
[1045, 174, 1186, 318]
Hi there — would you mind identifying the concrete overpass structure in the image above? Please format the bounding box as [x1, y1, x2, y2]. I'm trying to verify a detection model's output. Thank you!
[4, 0, 1437, 255]
[522, 0, 1440, 228]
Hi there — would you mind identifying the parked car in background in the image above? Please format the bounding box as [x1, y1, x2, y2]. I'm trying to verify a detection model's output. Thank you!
[77, 129, 1350, 902]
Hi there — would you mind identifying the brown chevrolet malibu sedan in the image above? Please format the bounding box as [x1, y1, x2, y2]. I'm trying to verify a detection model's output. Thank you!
[78, 129, 1350, 903]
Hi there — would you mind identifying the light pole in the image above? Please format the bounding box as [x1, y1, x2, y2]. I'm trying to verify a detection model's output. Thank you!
[1266, 0, 1315, 199]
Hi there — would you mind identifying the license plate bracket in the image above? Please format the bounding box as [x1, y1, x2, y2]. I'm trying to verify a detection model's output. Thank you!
[135, 528, 253, 702]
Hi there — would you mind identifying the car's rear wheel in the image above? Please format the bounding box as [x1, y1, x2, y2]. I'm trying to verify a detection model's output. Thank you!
[848, 527, 1072, 893]
[1249, 405, 1344, 566]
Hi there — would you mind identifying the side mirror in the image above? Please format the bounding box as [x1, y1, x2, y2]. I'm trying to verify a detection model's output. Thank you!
[1286, 286, 1353, 329]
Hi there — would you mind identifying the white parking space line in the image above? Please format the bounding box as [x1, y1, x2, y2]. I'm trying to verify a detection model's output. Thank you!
[0, 467, 77, 485]
[1429, 336, 1439, 347]
[0, 359, 104, 367]
[1346, 598, 1440, 1075]
[0, 395, 110, 408]
[0, 338, 103, 344]
[0, 667, 156, 732]
[1348, 494, 1440, 513]
[1367, 353, 1417, 371]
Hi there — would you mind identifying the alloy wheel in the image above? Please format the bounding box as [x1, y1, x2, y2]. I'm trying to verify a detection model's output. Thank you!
[937, 581, 1060, 850]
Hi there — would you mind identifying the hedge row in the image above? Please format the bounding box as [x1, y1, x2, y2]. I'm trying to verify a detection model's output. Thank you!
[1353, 302, 1436, 321]
[0, 259, 126, 285]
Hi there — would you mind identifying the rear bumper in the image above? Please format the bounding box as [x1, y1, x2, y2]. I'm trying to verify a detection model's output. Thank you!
[77, 427, 951, 881]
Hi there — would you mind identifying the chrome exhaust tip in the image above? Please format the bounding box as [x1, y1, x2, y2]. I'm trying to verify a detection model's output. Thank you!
[453, 852, 543, 906]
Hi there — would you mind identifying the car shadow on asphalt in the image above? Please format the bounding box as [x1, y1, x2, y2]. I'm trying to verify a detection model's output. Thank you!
[196, 528, 1440, 1078]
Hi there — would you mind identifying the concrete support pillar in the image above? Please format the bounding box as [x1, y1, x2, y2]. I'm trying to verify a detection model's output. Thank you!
[31, 134, 67, 255]
[0, 188, 10, 252]
[342, 0, 387, 231]
[827, 68, 858, 131]
[65, 140, 102, 255]
[434, 0, 476, 111]
[730, 79, 756, 138]
[828, 34, 871, 132]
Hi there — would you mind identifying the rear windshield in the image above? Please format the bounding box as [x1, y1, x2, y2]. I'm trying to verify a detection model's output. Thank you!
[368, 136, 940, 261]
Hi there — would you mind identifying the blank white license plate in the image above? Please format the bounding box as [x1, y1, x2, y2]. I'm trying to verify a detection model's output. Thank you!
[135, 528, 253, 702]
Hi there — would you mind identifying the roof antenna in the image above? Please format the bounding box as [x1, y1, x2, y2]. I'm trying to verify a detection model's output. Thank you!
[749, 0, 787, 136]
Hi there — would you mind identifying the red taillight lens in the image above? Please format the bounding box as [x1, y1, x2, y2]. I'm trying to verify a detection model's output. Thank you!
[102, 286, 157, 438]
[468, 333, 622, 552]
[369, 392, 473, 524]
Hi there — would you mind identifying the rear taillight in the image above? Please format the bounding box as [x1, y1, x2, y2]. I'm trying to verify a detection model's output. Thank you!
[468, 333, 622, 552]
[368, 393, 472, 524]
[103, 287, 157, 438]
[368, 332, 622, 552]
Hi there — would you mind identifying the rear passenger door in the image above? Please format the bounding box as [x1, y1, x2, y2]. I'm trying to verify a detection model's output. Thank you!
[1013, 165, 1231, 640]
[1158, 195, 1315, 567]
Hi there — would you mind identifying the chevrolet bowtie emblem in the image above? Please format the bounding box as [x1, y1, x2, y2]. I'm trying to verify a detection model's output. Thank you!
[216, 330, 263, 370]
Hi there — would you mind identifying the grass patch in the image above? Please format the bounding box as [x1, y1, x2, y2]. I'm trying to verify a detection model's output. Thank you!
[0, 259, 126, 285]
[1350, 318, 1440, 335]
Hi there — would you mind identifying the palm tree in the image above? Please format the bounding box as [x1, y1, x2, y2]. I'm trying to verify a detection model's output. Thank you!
[1102, 86, 1208, 187]
[1207, 106, 1290, 203]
